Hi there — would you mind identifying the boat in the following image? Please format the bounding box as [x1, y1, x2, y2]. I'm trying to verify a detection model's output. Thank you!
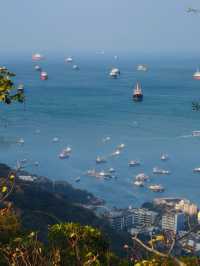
[34, 65, 41, 71]
[108, 167, 115, 173]
[149, 184, 165, 192]
[109, 68, 120, 78]
[59, 147, 72, 159]
[193, 168, 200, 173]
[193, 68, 200, 80]
[137, 64, 148, 72]
[133, 81, 143, 102]
[17, 138, 25, 145]
[32, 53, 44, 61]
[135, 173, 149, 182]
[52, 137, 59, 143]
[134, 180, 144, 187]
[96, 156, 107, 164]
[153, 167, 170, 175]
[117, 143, 125, 150]
[86, 169, 96, 177]
[72, 65, 79, 70]
[65, 57, 73, 63]
[40, 71, 48, 80]
[102, 136, 111, 143]
[129, 160, 140, 167]
[112, 149, 121, 156]
[75, 177, 81, 182]
[161, 153, 169, 161]
[192, 131, 200, 137]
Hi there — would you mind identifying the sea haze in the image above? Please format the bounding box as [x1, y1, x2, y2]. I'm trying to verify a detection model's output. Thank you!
[1, 54, 200, 208]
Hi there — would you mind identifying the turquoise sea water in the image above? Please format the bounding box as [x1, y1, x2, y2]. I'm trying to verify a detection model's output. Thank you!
[1, 54, 200, 208]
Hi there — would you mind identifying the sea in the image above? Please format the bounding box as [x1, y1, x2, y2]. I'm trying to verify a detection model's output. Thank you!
[1, 53, 200, 209]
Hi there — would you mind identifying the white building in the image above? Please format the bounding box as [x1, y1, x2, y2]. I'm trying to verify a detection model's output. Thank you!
[162, 212, 185, 234]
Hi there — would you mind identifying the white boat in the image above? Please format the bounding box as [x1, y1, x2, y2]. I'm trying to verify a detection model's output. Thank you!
[34, 65, 41, 71]
[135, 173, 149, 182]
[75, 177, 81, 182]
[193, 168, 200, 173]
[102, 136, 111, 143]
[134, 180, 144, 187]
[59, 147, 71, 159]
[137, 64, 148, 72]
[129, 160, 140, 167]
[192, 131, 200, 137]
[40, 71, 48, 80]
[108, 167, 115, 173]
[149, 184, 165, 192]
[72, 65, 79, 70]
[17, 138, 25, 145]
[65, 57, 73, 63]
[161, 153, 169, 161]
[32, 53, 44, 61]
[86, 169, 96, 177]
[109, 68, 120, 78]
[112, 149, 121, 156]
[52, 137, 59, 143]
[193, 68, 200, 80]
[96, 156, 107, 164]
[153, 167, 170, 175]
[117, 143, 125, 150]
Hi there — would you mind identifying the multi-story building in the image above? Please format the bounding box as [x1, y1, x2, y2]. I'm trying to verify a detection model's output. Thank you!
[162, 212, 185, 234]
[130, 208, 157, 227]
[175, 200, 198, 216]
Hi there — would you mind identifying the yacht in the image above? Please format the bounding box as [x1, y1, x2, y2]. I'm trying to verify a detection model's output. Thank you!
[40, 71, 48, 80]
[133, 81, 143, 102]
[59, 147, 71, 159]
[96, 156, 107, 164]
[149, 184, 165, 192]
[129, 160, 140, 167]
[134, 180, 144, 187]
[135, 173, 149, 182]
[193, 68, 200, 80]
[153, 167, 170, 175]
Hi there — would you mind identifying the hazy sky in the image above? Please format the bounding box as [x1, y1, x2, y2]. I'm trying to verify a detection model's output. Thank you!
[1, 0, 200, 55]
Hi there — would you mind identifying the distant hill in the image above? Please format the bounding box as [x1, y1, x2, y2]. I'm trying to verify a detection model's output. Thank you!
[0, 163, 130, 256]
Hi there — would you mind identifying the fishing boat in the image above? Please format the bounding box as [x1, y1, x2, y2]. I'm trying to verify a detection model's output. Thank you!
[133, 81, 143, 102]
[40, 71, 48, 80]
[193, 68, 200, 80]
[149, 184, 165, 192]
[129, 160, 140, 167]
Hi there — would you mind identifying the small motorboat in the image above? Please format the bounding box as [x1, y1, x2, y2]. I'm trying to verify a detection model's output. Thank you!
[109, 68, 120, 78]
[52, 137, 59, 143]
[17, 138, 25, 145]
[134, 180, 144, 187]
[96, 156, 107, 164]
[161, 153, 169, 161]
[149, 184, 165, 192]
[192, 131, 200, 137]
[193, 167, 200, 173]
[135, 173, 149, 182]
[153, 167, 170, 175]
[40, 71, 48, 80]
[102, 136, 111, 143]
[117, 143, 125, 150]
[59, 147, 71, 159]
[129, 160, 140, 167]
[86, 169, 96, 177]
[108, 167, 115, 173]
[75, 177, 81, 182]
[34, 65, 41, 71]
[72, 65, 79, 70]
[112, 149, 121, 156]
[32, 53, 44, 61]
[65, 57, 73, 63]
[136, 64, 148, 72]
